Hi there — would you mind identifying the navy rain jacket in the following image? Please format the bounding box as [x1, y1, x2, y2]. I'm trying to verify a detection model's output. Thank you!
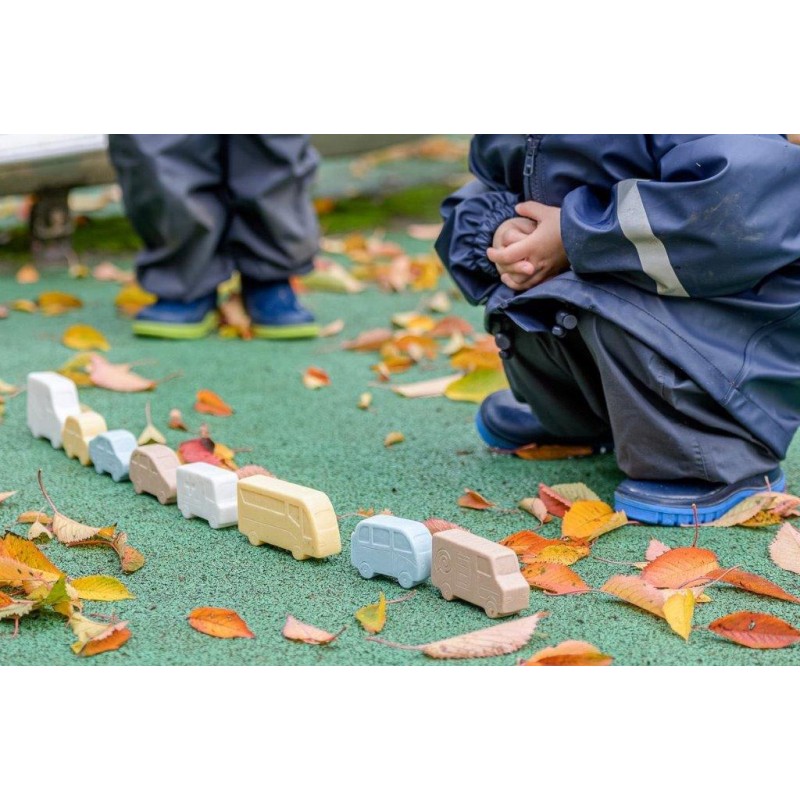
[436, 135, 800, 459]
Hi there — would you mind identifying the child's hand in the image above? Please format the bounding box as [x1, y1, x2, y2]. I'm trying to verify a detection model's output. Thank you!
[487, 201, 569, 291]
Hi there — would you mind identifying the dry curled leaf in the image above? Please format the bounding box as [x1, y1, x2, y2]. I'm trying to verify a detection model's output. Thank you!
[769, 523, 800, 575]
[0, 490, 17, 505]
[357, 392, 372, 410]
[195, 389, 233, 416]
[69, 613, 131, 656]
[708, 611, 800, 649]
[355, 593, 387, 634]
[538, 483, 573, 518]
[518, 497, 551, 524]
[342, 328, 393, 352]
[384, 431, 405, 448]
[705, 567, 800, 604]
[521, 640, 613, 666]
[457, 489, 495, 511]
[302, 367, 331, 390]
[188, 607, 255, 639]
[282, 615, 343, 645]
[168, 408, 188, 431]
[218, 294, 252, 339]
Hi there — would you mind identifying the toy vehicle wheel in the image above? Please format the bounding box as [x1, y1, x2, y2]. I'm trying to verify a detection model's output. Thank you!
[358, 562, 374, 579]
[134, 485, 143, 495]
[158, 492, 168, 505]
[292, 549, 309, 561]
[247, 535, 263, 547]
[398, 571, 414, 589]
[439, 582, 454, 601]
[485, 601, 499, 619]
[209, 518, 220, 529]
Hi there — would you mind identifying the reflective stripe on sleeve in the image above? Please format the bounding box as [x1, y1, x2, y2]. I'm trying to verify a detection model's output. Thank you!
[617, 179, 689, 297]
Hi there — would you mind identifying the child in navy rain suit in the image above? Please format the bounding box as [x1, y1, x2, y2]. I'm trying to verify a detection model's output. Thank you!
[435, 135, 800, 525]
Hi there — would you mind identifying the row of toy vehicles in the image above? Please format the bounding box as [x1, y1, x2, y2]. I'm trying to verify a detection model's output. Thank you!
[25, 372, 530, 618]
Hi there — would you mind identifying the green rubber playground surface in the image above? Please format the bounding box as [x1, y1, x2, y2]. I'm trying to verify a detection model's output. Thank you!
[2, 194, 800, 667]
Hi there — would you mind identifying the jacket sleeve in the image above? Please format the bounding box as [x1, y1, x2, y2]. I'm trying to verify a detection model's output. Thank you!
[560, 134, 800, 298]
[435, 180, 519, 305]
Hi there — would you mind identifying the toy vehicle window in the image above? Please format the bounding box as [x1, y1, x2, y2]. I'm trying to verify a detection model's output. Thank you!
[477, 556, 491, 575]
[288, 505, 300, 526]
[393, 533, 411, 553]
[358, 528, 370, 544]
[495, 555, 518, 575]
[373, 528, 390, 548]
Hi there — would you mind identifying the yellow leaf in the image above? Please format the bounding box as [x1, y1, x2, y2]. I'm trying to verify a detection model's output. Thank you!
[38, 291, 83, 316]
[355, 593, 387, 634]
[357, 392, 372, 410]
[11, 299, 38, 313]
[71, 575, 135, 601]
[384, 431, 405, 448]
[62, 324, 110, 352]
[562, 500, 628, 542]
[137, 423, 166, 446]
[444, 369, 509, 404]
[115, 283, 157, 316]
[663, 589, 696, 641]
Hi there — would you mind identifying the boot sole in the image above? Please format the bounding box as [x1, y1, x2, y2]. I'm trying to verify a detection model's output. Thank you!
[614, 472, 786, 526]
[133, 311, 220, 340]
[252, 323, 320, 340]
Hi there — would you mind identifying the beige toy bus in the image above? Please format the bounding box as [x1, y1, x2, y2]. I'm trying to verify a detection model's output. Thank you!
[237, 475, 341, 560]
[62, 411, 107, 466]
[431, 529, 530, 618]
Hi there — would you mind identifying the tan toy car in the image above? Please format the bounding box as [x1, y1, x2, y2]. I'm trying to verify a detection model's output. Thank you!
[237, 475, 341, 560]
[129, 444, 179, 505]
[62, 411, 108, 466]
[431, 529, 530, 618]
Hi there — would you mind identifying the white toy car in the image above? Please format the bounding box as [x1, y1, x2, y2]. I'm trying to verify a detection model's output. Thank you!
[27, 372, 81, 449]
[177, 462, 238, 529]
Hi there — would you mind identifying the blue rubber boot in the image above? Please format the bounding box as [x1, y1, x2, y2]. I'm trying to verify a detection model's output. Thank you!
[242, 278, 319, 340]
[614, 467, 785, 525]
[476, 390, 613, 454]
[132, 292, 219, 339]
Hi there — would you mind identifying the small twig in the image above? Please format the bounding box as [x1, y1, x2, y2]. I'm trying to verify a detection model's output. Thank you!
[36, 470, 58, 515]
[145, 400, 154, 428]
[765, 473, 773, 492]
[590, 554, 643, 568]
[155, 371, 182, 387]
[386, 590, 417, 605]
[691, 503, 700, 547]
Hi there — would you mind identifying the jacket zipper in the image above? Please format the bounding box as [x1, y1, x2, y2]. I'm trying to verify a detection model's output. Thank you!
[523, 134, 543, 202]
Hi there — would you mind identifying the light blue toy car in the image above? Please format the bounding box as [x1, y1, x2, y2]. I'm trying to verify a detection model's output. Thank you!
[351, 515, 432, 589]
[89, 430, 138, 482]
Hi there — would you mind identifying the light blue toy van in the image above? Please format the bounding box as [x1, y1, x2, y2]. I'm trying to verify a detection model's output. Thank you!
[89, 430, 138, 482]
[351, 515, 432, 589]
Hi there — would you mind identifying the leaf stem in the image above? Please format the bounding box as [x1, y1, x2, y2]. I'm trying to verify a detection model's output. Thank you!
[36, 470, 58, 514]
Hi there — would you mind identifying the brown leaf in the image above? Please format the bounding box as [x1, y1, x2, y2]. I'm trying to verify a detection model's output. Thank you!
[420, 613, 548, 659]
[769, 523, 800, 575]
[168, 408, 188, 430]
[195, 389, 234, 416]
[188, 607, 255, 639]
[709, 611, 800, 649]
[16, 511, 52, 525]
[518, 497, 551, 523]
[342, 328, 393, 352]
[282, 614, 343, 645]
[522, 562, 590, 595]
[521, 640, 613, 666]
[457, 489, 495, 511]
[641, 547, 719, 589]
[302, 367, 331, 390]
[705, 567, 800, 604]
[88, 354, 155, 392]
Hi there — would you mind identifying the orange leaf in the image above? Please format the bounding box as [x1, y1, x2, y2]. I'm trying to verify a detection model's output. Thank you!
[429, 316, 474, 339]
[602, 574, 668, 618]
[282, 614, 342, 645]
[515, 443, 594, 460]
[450, 347, 503, 373]
[769, 523, 800, 575]
[236, 464, 275, 479]
[458, 489, 495, 511]
[79, 625, 132, 657]
[538, 483, 573, 518]
[16, 264, 40, 284]
[523, 542, 591, 566]
[522, 562, 590, 595]
[641, 547, 719, 589]
[168, 408, 188, 430]
[178, 437, 224, 468]
[188, 607, 255, 639]
[0, 533, 63, 577]
[342, 328, 393, 352]
[499, 529, 555, 555]
[302, 367, 331, 390]
[705, 567, 800, 604]
[562, 500, 628, 542]
[645, 539, 672, 561]
[88, 354, 155, 392]
[194, 389, 233, 416]
[521, 640, 613, 666]
[421, 613, 549, 659]
[384, 431, 405, 448]
[708, 611, 800, 649]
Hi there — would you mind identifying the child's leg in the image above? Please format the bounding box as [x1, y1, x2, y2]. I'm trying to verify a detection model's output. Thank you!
[577, 312, 779, 483]
[108, 135, 230, 301]
[223, 135, 320, 338]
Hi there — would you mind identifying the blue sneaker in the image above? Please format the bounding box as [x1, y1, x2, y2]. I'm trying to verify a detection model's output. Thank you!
[476, 390, 613, 454]
[132, 292, 219, 339]
[614, 467, 786, 525]
[242, 278, 319, 340]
